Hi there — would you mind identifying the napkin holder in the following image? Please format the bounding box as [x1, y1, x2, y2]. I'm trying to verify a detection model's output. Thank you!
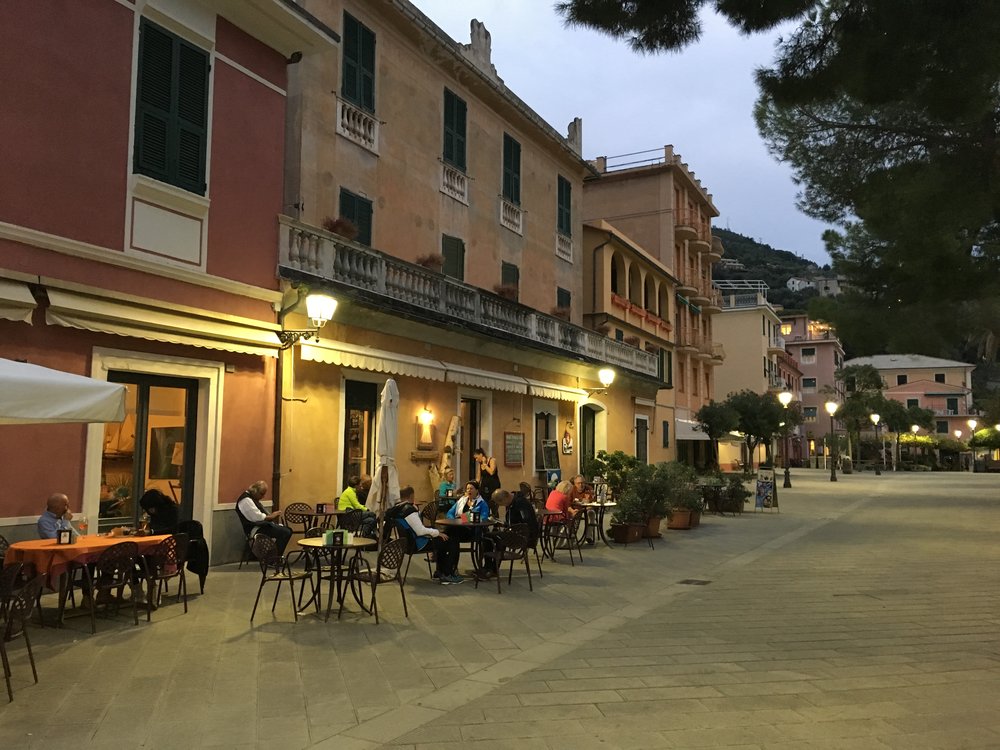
[56, 528, 75, 545]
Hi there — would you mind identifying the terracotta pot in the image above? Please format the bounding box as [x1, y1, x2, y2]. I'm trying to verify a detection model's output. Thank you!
[643, 515, 663, 538]
[610, 523, 644, 544]
[667, 508, 692, 530]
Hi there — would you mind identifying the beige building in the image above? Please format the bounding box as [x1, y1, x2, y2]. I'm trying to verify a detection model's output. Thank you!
[582, 146, 724, 467]
[276, 2, 665, 501]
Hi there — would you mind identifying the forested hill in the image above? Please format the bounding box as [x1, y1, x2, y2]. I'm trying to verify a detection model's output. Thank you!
[711, 228, 825, 311]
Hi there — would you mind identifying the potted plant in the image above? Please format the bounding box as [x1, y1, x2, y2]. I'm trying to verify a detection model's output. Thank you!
[721, 473, 751, 514]
[322, 216, 359, 241]
[493, 284, 519, 301]
[415, 253, 444, 272]
[608, 492, 646, 544]
[582, 450, 642, 501]
[550, 305, 571, 320]
[654, 462, 700, 530]
[625, 463, 672, 538]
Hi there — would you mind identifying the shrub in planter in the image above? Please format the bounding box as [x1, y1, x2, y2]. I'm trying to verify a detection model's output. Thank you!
[582, 450, 642, 500]
[322, 216, 359, 240]
[415, 253, 444, 271]
[609, 489, 647, 543]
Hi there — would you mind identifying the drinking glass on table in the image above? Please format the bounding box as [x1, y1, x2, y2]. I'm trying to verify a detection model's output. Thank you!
[78, 515, 89, 535]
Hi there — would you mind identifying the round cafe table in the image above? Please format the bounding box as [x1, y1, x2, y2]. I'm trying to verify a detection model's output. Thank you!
[577, 502, 617, 546]
[296, 536, 376, 621]
[434, 517, 494, 576]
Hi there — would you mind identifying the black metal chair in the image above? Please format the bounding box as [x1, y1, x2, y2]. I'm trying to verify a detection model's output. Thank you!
[85, 541, 140, 634]
[545, 512, 584, 566]
[2, 574, 44, 702]
[235, 508, 256, 569]
[0, 534, 9, 567]
[142, 533, 189, 617]
[0, 562, 23, 622]
[249, 534, 314, 623]
[338, 509, 363, 533]
[339, 538, 408, 625]
[476, 527, 533, 594]
[282, 502, 313, 536]
[509, 522, 543, 580]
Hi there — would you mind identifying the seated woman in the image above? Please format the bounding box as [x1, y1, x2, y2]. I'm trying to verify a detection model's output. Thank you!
[446, 481, 491, 521]
[480, 489, 541, 577]
[544, 480, 577, 523]
[139, 488, 179, 535]
[337, 475, 378, 538]
[385, 486, 462, 585]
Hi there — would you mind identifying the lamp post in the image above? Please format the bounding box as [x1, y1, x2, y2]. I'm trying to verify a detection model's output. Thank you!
[870, 413, 881, 476]
[825, 400, 839, 482]
[778, 390, 793, 488]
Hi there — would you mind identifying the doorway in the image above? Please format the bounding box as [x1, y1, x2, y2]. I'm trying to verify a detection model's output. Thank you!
[635, 415, 649, 464]
[459, 397, 481, 486]
[579, 404, 597, 474]
[344, 380, 379, 483]
[99, 373, 198, 531]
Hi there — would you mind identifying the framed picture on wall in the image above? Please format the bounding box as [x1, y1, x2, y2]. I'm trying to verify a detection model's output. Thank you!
[149, 426, 184, 480]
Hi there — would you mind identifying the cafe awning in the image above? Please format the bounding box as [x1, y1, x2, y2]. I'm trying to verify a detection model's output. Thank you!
[302, 342, 445, 381]
[675, 418, 709, 441]
[444, 363, 527, 393]
[0, 357, 126, 424]
[0, 279, 35, 324]
[46, 289, 280, 358]
[525, 379, 588, 402]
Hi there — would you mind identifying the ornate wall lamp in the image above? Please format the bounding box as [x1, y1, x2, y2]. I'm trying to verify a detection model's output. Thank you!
[276, 285, 337, 349]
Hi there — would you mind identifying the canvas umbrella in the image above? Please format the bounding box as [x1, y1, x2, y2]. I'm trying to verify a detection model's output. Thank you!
[365, 378, 400, 546]
[0, 358, 126, 424]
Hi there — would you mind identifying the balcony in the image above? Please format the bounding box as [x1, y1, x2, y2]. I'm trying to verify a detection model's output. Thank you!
[440, 163, 468, 205]
[690, 238, 711, 255]
[768, 335, 786, 353]
[556, 232, 573, 263]
[499, 198, 522, 235]
[677, 276, 699, 295]
[677, 329, 699, 353]
[701, 290, 722, 314]
[707, 236, 724, 262]
[278, 216, 659, 379]
[711, 343, 725, 362]
[336, 98, 379, 154]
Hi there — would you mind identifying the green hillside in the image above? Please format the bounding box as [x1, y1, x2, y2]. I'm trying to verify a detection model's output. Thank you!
[712, 228, 824, 311]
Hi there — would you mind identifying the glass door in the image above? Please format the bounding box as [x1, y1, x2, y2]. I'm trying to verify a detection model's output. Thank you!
[459, 398, 481, 486]
[99, 374, 198, 531]
[343, 381, 378, 482]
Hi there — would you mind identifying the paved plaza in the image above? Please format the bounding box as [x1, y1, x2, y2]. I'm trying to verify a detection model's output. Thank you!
[1, 469, 998, 749]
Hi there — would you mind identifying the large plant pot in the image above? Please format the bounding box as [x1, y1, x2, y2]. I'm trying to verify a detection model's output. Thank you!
[667, 508, 692, 530]
[643, 515, 664, 538]
[610, 522, 644, 544]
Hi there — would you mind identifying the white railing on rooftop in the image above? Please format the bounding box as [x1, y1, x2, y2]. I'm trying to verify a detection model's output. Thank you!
[279, 216, 659, 378]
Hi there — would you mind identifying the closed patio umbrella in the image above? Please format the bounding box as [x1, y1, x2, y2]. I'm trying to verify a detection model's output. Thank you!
[365, 378, 400, 545]
[0, 358, 126, 424]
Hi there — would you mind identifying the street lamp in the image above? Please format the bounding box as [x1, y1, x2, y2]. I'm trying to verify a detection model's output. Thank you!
[825, 400, 839, 482]
[870, 413, 881, 476]
[778, 390, 793, 488]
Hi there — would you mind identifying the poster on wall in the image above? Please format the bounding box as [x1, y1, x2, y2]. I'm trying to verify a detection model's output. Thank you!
[755, 467, 777, 511]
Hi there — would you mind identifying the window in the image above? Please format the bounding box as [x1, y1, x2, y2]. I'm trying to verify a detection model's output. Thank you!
[635, 416, 648, 464]
[342, 13, 375, 113]
[615, 329, 623, 341]
[661, 420, 670, 448]
[896, 374, 908, 386]
[936, 420, 948, 434]
[800, 347, 816, 364]
[443, 89, 467, 171]
[660, 349, 673, 387]
[906, 398, 919, 408]
[803, 406, 817, 421]
[780, 323, 792, 336]
[501, 262, 519, 299]
[556, 287, 571, 311]
[934, 373, 946, 383]
[134, 19, 210, 195]
[557, 175, 572, 236]
[441, 235, 465, 280]
[946, 397, 958, 414]
[802, 377, 817, 390]
[338, 189, 373, 246]
[502, 134, 521, 204]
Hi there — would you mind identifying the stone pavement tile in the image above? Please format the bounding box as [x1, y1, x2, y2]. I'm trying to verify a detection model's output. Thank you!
[494, 678, 551, 694]
[545, 727, 677, 749]
[651, 722, 790, 748]
[875, 727, 1000, 749]
[792, 700, 914, 722]
[412, 676, 497, 711]
[806, 675, 914, 692]
[482, 704, 603, 723]
[616, 685, 723, 701]
[902, 669, 998, 686]
[765, 717, 902, 742]
[520, 688, 623, 706]
[341, 703, 444, 744]
[258, 716, 311, 747]
[413, 740, 550, 750]
[698, 694, 820, 712]
[542, 676, 647, 691]
[391, 722, 464, 744]
[460, 717, 585, 741]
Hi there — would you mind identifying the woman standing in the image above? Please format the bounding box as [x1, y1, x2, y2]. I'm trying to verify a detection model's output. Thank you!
[473, 447, 501, 503]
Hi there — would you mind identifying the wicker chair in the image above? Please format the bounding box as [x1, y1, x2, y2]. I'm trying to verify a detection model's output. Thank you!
[339, 538, 408, 625]
[338, 509, 363, 533]
[142, 533, 189, 617]
[249, 534, 314, 623]
[85, 541, 141, 634]
[2, 574, 44, 702]
[281, 502, 313, 536]
[475, 527, 533, 594]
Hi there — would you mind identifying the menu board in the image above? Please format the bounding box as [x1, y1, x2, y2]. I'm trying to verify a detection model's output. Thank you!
[504, 431, 524, 467]
[755, 467, 777, 510]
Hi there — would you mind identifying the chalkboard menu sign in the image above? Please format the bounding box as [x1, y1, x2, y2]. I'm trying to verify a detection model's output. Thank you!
[541, 439, 560, 471]
[504, 432, 524, 467]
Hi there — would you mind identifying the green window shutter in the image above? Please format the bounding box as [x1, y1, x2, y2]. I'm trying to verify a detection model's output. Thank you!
[134, 20, 208, 195]
[338, 189, 373, 246]
[501, 261, 519, 292]
[556, 287, 570, 309]
[443, 89, 466, 171]
[442, 235, 465, 281]
[342, 13, 375, 113]
[502, 134, 520, 204]
[557, 176, 572, 236]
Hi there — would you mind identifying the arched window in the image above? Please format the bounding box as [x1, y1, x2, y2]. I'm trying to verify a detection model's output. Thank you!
[644, 276, 656, 312]
[628, 263, 642, 305]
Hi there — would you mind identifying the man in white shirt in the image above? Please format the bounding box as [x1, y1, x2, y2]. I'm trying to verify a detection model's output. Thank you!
[235, 480, 292, 554]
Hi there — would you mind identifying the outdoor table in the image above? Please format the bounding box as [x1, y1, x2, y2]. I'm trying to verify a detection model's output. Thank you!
[296, 536, 376, 621]
[5, 534, 169, 626]
[300, 508, 349, 530]
[577, 501, 617, 546]
[434, 517, 494, 576]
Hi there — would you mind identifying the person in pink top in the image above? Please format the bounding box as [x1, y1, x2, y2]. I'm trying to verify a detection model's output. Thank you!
[544, 480, 577, 523]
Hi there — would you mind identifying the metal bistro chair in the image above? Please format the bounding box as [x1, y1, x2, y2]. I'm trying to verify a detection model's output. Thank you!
[0, 533, 9, 568]
[338, 509, 364, 534]
[476, 527, 533, 594]
[2, 574, 45, 702]
[0, 562, 23, 623]
[86, 541, 141, 634]
[142, 533, 190, 618]
[404, 502, 439, 583]
[235, 508, 257, 569]
[545, 512, 585, 567]
[339, 537, 408, 625]
[282, 502, 313, 536]
[249, 534, 314, 623]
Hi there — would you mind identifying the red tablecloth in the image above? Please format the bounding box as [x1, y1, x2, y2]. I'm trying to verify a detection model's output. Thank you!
[4, 534, 170, 581]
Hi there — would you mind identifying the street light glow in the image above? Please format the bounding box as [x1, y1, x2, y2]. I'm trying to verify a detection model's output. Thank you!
[778, 390, 793, 407]
[954, 429, 962, 439]
[911, 425, 920, 434]
[870, 413, 880, 426]
[824, 401, 839, 416]
[967, 418, 977, 431]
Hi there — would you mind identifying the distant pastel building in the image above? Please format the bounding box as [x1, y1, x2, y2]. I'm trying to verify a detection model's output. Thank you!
[786, 276, 812, 292]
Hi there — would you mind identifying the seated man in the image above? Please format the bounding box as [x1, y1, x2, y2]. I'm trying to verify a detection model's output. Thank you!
[385, 486, 462, 585]
[480, 489, 540, 578]
[337, 475, 378, 538]
[570, 474, 597, 544]
[235, 480, 292, 555]
[37, 492, 74, 539]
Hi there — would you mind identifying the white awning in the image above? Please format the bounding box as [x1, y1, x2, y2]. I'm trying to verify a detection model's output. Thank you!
[302, 342, 445, 381]
[526, 379, 588, 402]
[46, 289, 280, 358]
[0, 357, 126, 424]
[0, 279, 35, 324]
[444, 363, 527, 393]
[676, 418, 710, 441]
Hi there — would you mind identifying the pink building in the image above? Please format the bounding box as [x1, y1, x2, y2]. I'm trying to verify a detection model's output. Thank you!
[0, 0, 336, 559]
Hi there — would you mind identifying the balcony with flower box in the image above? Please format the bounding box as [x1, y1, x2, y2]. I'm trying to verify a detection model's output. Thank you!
[278, 216, 660, 379]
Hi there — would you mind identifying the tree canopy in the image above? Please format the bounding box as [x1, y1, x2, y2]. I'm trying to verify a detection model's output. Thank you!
[557, 0, 1000, 373]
